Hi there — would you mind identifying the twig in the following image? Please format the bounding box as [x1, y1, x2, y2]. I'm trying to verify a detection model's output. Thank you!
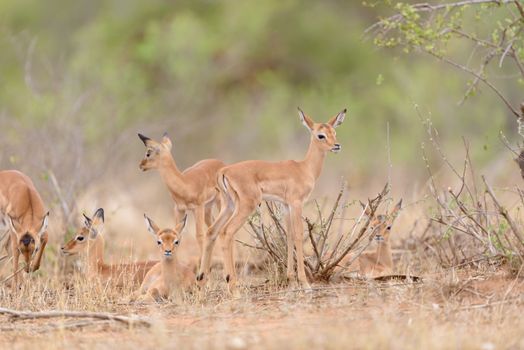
[482, 176, 524, 251]
[0, 319, 113, 333]
[1, 264, 26, 284]
[0, 308, 152, 327]
[305, 217, 324, 271]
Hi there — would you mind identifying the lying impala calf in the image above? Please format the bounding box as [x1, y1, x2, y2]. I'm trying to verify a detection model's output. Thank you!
[0, 170, 49, 289]
[131, 214, 195, 302]
[198, 107, 347, 292]
[342, 200, 402, 278]
[138, 133, 225, 256]
[61, 208, 157, 286]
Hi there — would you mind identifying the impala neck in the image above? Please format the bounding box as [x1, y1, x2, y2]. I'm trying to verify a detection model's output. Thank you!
[375, 240, 393, 268]
[157, 155, 186, 192]
[302, 136, 328, 180]
[161, 256, 180, 285]
[86, 236, 105, 275]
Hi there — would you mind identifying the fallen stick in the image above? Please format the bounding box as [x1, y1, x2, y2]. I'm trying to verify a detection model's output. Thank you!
[0, 319, 113, 333]
[373, 274, 423, 283]
[0, 308, 152, 327]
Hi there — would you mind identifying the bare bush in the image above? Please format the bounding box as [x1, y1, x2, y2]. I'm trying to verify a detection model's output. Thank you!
[418, 109, 524, 272]
[246, 184, 389, 283]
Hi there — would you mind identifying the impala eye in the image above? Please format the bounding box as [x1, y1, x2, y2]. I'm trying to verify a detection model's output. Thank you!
[146, 151, 151, 158]
[317, 134, 326, 140]
[174, 240, 180, 245]
[76, 236, 85, 242]
[386, 226, 392, 230]
[157, 240, 162, 245]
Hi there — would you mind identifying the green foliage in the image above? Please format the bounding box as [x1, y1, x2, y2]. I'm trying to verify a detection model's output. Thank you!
[0, 0, 519, 180]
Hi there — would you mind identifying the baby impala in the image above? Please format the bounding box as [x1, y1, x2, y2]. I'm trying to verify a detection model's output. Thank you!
[131, 214, 195, 302]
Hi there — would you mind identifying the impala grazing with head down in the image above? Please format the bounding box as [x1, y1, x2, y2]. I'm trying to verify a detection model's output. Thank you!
[131, 214, 195, 302]
[61, 208, 157, 286]
[0, 170, 49, 289]
[197, 107, 347, 293]
[138, 133, 225, 256]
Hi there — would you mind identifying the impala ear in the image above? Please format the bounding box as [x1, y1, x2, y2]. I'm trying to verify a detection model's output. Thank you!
[6, 215, 17, 234]
[162, 132, 172, 151]
[175, 214, 188, 234]
[298, 107, 314, 132]
[391, 199, 402, 218]
[89, 208, 104, 239]
[138, 133, 152, 146]
[37, 212, 49, 239]
[144, 214, 160, 237]
[82, 213, 92, 228]
[328, 108, 346, 129]
[360, 201, 373, 217]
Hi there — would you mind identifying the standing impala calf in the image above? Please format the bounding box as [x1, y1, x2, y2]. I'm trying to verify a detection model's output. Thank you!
[61, 208, 157, 285]
[198, 107, 347, 292]
[0, 170, 49, 289]
[132, 214, 195, 302]
[138, 133, 225, 256]
[341, 200, 402, 278]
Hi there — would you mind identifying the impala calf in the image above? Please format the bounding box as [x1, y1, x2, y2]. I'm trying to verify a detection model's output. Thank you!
[343, 200, 402, 278]
[0, 170, 49, 289]
[132, 214, 195, 302]
[61, 208, 157, 286]
[138, 133, 225, 256]
[198, 107, 347, 292]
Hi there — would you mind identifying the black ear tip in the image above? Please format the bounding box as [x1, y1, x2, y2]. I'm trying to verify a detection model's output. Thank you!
[95, 208, 104, 221]
[342, 108, 347, 113]
[163, 132, 169, 138]
[138, 133, 150, 142]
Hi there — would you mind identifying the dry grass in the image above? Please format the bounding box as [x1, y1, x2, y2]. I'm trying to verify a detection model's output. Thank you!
[0, 268, 523, 350]
[1, 156, 523, 349]
[1, 214, 523, 350]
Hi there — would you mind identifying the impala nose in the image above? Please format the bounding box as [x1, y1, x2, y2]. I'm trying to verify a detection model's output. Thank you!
[331, 144, 341, 153]
[20, 233, 32, 247]
[164, 250, 172, 256]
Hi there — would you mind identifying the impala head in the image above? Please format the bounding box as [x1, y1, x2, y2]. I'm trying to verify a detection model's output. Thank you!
[298, 107, 346, 153]
[361, 199, 402, 243]
[144, 214, 187, 259]
[138, 133, 173, 171]
[61, 208, 104, 256]
[6, 212, 49, 272]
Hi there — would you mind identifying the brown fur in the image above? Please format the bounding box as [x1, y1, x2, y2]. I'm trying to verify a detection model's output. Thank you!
[138, 133, 225, 256]
[0, 170, 49, 289]
[342, 200, 402, 278]
[132, 215, 195, 302]
[61, 209, 157, 286]
[198, 108, 346, 292]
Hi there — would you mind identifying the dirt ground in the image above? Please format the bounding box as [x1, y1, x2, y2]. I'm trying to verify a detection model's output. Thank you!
[1, 268, 523, 350]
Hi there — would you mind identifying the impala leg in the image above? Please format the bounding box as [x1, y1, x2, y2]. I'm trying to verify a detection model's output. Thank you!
[291, 204, 310, 289]
[173, 206, 186, 224]
[30, 231, 48, 272]
[220, 203, 256, 295]
[194, 206, 206, 258]
[205, 192, 221, 227]
[204, 204, 214, 228]
[197, 201, 233, 283]
[10, 232, 19, 290]
[283, 205, 296, 285]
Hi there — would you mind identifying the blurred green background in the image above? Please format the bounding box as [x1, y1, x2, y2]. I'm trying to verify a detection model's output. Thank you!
[0, 0, 521, 214]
